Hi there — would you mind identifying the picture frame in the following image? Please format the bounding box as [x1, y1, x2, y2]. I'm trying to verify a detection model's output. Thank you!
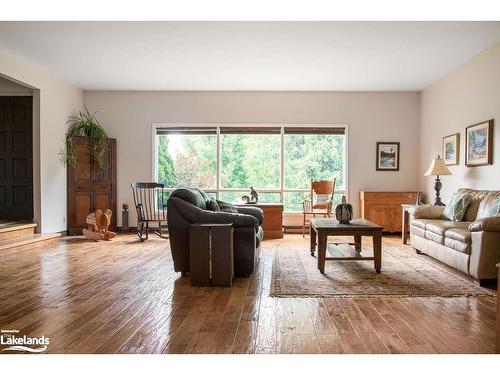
[443, 133, 460, 166]
[376, 142, 400, 171]
[465, 119, 494, 167]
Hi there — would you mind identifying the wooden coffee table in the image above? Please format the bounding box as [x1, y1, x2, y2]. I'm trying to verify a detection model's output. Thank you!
[310, 218, 383, 274]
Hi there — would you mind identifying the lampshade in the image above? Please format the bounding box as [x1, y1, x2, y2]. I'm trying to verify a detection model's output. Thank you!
[424, 155, 452, 176]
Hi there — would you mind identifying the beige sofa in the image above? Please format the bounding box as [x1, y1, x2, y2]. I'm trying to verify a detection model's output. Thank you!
[410, 188, 500, 285]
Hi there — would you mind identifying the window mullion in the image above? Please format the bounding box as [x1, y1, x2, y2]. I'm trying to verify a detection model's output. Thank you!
[216, 126, 221, 200]
[280, 126, 285, 203]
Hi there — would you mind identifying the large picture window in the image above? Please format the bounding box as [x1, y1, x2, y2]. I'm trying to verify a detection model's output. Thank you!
[154, 125, 346, 212]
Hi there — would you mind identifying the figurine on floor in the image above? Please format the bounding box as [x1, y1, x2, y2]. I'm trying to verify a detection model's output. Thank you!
[82, 209, 116, 241]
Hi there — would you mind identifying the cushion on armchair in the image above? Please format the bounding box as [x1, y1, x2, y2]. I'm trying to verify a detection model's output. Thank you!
[207, 198, 220, 212]
[217, 200, 239, 213]
[442, 192, 471, 221]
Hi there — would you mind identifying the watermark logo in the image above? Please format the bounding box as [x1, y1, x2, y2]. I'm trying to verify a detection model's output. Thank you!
[1, 329, 49, 353]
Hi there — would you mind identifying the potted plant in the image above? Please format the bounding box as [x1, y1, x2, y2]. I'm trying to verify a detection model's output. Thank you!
[60, 107, 109, 169]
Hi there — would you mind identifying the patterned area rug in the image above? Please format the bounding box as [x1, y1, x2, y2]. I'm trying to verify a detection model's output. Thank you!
[270, 242, 495, 297]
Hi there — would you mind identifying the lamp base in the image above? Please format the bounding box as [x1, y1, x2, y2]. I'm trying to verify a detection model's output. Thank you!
[433, 176, 445, 206]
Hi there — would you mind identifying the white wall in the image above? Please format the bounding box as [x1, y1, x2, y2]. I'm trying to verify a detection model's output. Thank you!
[84, 91, 420, 226]
[0, 50, 83, 233]
[419, 42, 500, 203]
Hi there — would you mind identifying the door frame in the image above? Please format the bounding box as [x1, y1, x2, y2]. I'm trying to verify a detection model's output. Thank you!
[0, 73, 40, 231]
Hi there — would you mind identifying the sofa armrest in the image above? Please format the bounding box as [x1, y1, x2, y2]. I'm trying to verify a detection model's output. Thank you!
[235, 206, 264, 225]
[413, 205, 445, 219]
[469, 216, 500, 232]
[169, 197, 259, 228]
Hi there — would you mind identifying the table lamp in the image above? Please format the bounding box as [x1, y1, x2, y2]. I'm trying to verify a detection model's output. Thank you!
[424, 155, 451, 206]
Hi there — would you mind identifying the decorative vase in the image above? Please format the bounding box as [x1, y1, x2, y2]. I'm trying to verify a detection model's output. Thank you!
[335, 196, 353, 224]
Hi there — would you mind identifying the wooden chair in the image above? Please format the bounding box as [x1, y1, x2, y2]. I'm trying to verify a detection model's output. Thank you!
[131, 182, 169, 241]
[302, 178, 336, 237]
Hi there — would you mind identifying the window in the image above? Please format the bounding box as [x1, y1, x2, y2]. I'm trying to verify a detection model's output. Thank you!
[156, 127, 217, 189]
[155, 125, 346, 212]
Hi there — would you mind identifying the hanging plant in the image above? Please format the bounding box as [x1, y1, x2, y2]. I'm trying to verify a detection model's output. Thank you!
[60, 107, 109, 169]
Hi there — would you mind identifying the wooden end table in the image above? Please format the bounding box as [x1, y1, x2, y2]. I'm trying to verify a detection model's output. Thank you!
[310, 218, 383, 274]
[189, 223, 234, 287]
[401, 204, 417, 244]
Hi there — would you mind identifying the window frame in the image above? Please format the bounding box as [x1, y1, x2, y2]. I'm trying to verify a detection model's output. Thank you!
[152, 123, 348, 213]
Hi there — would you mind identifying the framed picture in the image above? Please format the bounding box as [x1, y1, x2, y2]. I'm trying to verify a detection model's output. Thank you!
[443, 133, 460, 165]
[376, 142, 400, 171]
[465, 119, 494, 167]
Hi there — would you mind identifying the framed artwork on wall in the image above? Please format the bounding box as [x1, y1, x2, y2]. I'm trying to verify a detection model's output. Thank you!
[376, 142, 400, 171]
[443, 133, 460, 166]
[465, 119, 494, 167]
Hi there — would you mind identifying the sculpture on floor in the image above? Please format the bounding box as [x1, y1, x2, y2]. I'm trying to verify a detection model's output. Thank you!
[83, 209, 116, 241]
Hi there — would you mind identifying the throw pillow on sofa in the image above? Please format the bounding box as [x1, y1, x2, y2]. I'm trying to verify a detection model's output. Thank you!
[476, 194, 500, 219]
[442, 192, 471, 221]
[217, 200, 239, 213]
[206, 198, 220, 212]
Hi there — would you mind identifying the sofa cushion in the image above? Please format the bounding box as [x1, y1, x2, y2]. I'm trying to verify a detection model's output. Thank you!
[444, 238, 471, 254]
[445, 228, 471, 243]
[206, 198, 220, 212]
[442, 192, 471, 221]
[476, 191, 500, 219]
[425, 220, 470, 236]
[217, 200, 239, 213]
[411, 226, 425, 238]
[425, 230, 444, 245]
[411, 218, 436, 230]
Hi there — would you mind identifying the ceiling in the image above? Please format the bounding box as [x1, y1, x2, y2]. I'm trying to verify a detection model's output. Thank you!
[1, 22, 500, 91]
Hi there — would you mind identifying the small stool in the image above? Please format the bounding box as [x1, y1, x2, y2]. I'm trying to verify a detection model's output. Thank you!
[189, 223, 234, 287]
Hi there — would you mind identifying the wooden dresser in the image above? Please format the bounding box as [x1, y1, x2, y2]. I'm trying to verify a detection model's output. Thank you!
[360, 191, 418, 233]
[67, 137, 117, 235]
[237, 203, 284, 239]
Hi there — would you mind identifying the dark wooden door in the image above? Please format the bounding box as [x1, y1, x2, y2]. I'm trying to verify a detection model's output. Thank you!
[0, 96, 33, 220]
[67, 137, 116, 235]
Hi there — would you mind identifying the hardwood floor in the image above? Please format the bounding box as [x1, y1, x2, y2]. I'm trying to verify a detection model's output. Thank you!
[0, 234, 496, 354]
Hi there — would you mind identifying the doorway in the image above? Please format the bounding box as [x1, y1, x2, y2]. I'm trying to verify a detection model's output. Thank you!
[0, 96, 33, 220]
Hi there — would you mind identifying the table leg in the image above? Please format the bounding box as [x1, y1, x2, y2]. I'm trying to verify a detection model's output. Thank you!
[373, 231, 382, 274]
[317, 233, 327, 274]
[310, 226, 317, 256]
[402, 209, 409, 245]
[354, 235, 362, 252]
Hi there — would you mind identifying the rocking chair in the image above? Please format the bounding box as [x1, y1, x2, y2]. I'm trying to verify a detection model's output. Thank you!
[131, 182, 169, 241]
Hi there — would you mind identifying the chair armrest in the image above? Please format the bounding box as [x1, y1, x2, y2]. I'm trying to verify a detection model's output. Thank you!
[168, 197, 259, 228]
[235, 206, 263, 225]
[413, 205, 445, 219]
[469, 217, 500, 232]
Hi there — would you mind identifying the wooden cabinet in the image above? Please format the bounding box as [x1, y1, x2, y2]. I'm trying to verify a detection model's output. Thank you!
[236, 203, 284, 239]
[67, 137, 117, 235]
[359, 191, 418, 233]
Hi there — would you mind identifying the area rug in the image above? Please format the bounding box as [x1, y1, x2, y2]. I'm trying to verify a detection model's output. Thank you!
[270, 242, 496, 297]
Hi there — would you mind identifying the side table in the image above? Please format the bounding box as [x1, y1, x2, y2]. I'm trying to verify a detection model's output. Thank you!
[401, 204, 417, 245]
[189, 223, 234, 287]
